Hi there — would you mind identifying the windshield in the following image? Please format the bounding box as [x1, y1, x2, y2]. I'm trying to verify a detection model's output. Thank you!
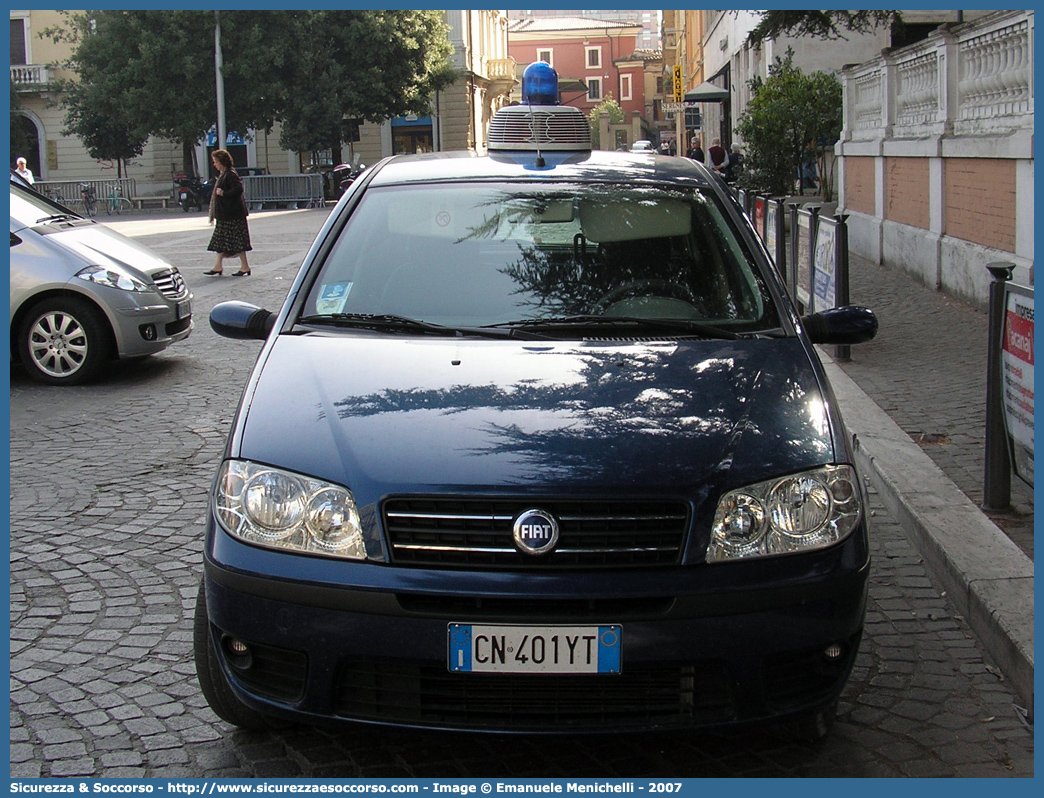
[302, 182, 780, 333]
[10, 183, 81, 227]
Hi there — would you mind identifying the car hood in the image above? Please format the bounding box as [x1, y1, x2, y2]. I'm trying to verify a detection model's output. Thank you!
[238, 335, 836, 505]
[46, 224, 179, 279]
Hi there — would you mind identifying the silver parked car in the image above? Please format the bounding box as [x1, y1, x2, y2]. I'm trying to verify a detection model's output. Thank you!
[10, 177, 193, 384]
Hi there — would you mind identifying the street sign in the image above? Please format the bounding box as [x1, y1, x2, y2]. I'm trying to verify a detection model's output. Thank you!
[673, 66, 682, 102]
[662, 102, 684, 114]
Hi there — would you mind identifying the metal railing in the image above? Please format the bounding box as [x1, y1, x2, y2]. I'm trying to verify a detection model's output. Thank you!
[241, 174, 325, 209]
[34, 178, 136, 208]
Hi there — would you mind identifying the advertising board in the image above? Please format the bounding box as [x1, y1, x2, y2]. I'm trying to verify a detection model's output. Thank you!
[1002, 284, 1034, 486]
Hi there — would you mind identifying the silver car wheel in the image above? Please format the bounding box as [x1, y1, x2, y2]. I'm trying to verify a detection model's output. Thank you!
[19, 297, 111, 385]
[28, 310, 90, 378]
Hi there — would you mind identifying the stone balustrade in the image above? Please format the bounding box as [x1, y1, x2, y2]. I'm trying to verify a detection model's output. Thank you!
[10, 64, 52, 89]
[837, 9, 1034, 310]
[842, 10, 1033, 142]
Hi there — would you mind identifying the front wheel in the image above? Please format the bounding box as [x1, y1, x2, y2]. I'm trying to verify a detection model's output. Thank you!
[18, 297, 111, 385]
[193, 580, 273, 730]
[82, 196, 97, 217]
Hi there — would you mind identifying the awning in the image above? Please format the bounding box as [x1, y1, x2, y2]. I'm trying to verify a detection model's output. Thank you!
[684, 82, 730, 103]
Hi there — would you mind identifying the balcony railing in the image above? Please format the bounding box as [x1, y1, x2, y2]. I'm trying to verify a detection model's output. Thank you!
[841, 10, 1033, 141]
[487, 57, 517, 82]
[11, 64, 53, 89]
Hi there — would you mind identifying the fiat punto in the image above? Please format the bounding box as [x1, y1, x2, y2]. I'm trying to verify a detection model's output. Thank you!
[195, 64, 878, 739]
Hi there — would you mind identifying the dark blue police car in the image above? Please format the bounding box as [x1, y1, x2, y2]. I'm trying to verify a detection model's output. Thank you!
[194, 63, 878, 739]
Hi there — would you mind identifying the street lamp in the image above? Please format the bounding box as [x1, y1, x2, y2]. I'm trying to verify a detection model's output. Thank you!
[215, 11, 226, 159]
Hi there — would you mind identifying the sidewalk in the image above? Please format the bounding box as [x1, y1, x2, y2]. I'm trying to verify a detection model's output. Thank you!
[821, 249, 1034, 718]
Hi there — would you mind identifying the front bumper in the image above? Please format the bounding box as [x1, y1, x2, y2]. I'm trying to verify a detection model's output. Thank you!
[111, 295, 193, 357]
[201, 527, 869, 733]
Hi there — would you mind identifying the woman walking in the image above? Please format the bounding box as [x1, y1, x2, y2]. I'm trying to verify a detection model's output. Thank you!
[204, 149, 252, 276]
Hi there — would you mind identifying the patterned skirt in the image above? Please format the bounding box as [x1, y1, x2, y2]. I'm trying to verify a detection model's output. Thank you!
[207, 219, 252, 255]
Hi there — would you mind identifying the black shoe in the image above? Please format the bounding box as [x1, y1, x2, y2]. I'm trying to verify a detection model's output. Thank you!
[203, 269, 223, 276]
[231, 271, 251, 277]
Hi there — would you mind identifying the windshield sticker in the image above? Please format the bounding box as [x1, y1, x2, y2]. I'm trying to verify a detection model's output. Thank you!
[316, 282, 352, 315]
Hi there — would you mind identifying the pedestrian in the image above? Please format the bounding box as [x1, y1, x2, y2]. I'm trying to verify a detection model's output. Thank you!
[707, 138, 729, 176]
[14, 156, 34, 184]
[725, 143, 744, 182]
[687, 135, 704, 164]
[204, 149, 252, 277]
[800, 141, 818, 190]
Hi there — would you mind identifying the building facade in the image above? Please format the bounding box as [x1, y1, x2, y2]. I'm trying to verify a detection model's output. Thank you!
[507, 15, 666, 150]
[837, 10, 1034, 308]
[10, 10, 513, 195]
[508, 9, 660, 51]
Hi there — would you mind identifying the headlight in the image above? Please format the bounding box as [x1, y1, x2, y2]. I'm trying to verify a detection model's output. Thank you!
[213, 460, 367, 560]
[76, 264, 149, 292]
[708, 465, 861, 561]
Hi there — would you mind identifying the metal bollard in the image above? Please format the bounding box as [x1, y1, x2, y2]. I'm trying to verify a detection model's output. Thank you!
[834, 215, 851, 362]
[983, 262, 1014, 509]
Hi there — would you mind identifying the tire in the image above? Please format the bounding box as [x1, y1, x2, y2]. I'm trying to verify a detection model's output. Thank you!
[83, 197, 96, 217]
[18, 297, 111, 385]
[193, 580, 272, 730]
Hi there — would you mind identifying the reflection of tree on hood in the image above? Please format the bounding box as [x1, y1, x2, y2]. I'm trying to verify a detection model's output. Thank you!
[332, 347, 819, 484]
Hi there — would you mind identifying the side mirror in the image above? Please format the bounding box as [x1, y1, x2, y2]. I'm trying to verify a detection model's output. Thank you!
[209, 300, 276, 341]
[801, 305, 878, 345]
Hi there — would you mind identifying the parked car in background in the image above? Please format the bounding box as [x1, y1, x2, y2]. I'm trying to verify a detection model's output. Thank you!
[195, 63, 878, 740]
[10, 176, 193, 384]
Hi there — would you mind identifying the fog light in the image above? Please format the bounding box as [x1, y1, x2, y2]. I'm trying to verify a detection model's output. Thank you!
[824, 643, 845, 660]
[227, 638, 249, 656]
[140, 323, 157, 341]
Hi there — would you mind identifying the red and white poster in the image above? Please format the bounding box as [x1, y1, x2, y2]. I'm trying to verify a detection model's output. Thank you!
[1001, 285, 1034, 486]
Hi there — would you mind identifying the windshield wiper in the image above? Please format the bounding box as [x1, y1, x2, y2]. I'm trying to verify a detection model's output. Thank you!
[35, 213, 81, 225]
[487, 315, 743, 340]
[296, 313, 550, 340]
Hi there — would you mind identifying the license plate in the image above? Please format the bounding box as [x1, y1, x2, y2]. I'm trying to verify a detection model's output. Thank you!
[176, 300, 191, 320]
[448, 624, 621, 674]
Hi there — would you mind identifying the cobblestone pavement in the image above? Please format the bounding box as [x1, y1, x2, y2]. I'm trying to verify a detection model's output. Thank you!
[839, 254, 1034, 561]
[9, 210, 1033, 778]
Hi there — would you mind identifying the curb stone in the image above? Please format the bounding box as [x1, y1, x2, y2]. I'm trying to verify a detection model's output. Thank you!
[821, 352, 1034, 720]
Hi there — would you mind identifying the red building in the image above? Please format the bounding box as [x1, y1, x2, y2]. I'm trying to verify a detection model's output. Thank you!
[508, 16, 647, 120]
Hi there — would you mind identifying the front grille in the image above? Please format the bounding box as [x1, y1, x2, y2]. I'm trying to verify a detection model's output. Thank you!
[152, 268, 188, 300]
[383, 497, 690, 569]
[334, 660, 734, 730]
[165, 316, 192, 336]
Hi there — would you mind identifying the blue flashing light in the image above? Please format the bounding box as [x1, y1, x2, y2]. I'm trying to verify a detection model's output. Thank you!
[522, 61, 559, 106]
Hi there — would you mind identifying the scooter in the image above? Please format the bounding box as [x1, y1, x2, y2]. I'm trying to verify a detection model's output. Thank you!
[174, 174, 213, 212]
[332, 162, 367, 197]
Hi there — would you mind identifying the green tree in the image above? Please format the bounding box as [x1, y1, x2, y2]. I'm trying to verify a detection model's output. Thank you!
[275, 11, 456, 164]
[734, 52, 843, 199]
[586, 94, 624, 149]
[746, 10, 901, 49]
[42, 10, 454, 175]
[59, 73, 148, 178]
